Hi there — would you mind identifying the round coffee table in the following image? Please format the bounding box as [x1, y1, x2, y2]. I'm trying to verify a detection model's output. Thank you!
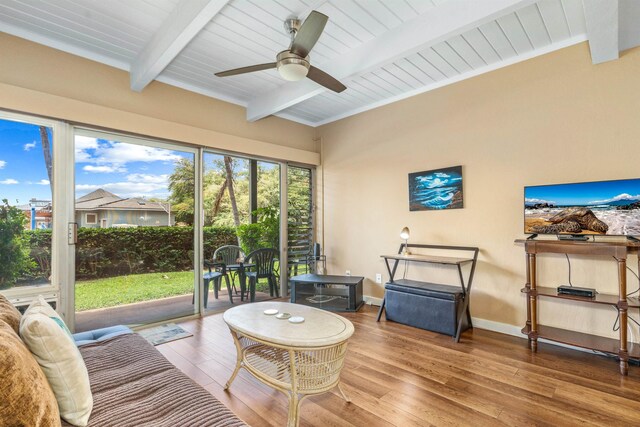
[223, 301, 354, 427]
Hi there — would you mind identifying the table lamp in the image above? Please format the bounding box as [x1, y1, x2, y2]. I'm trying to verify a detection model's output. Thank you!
[400, 227, 410, 255]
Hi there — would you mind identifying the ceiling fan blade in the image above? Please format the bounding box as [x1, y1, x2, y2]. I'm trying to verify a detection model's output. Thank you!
[215, 62, 276, 77]
[307, 66, 346, 93]
[290, 11, 328, 58]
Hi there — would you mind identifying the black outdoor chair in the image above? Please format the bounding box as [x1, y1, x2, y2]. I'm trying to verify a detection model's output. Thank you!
[213, 245, 244, 295]
[189, 252, 232, 307]
[244, 248, 279, 302]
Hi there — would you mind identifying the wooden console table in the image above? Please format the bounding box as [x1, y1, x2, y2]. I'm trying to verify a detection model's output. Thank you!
[376, 244, 479, 342]
[517, 239, 640, 375]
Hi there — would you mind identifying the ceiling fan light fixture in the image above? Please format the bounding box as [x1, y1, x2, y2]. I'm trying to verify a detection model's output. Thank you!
[276, 51, 309, 81]
[215, 12, 345, 93]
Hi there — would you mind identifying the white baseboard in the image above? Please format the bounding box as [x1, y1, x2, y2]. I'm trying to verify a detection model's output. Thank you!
[364, 294, 615, 356]
[363, 295, 383, 306]
[470, 316, 523, 338]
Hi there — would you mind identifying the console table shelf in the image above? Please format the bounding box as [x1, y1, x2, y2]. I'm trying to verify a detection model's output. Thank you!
[378, 253, 473, 265]
[520, 286, 640, 308]
[521, 324, 640, 359]
[517, 239, 639, 375]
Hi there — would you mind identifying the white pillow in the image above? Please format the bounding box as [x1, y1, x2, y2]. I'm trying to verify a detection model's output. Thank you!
[20, 296, 93, 426]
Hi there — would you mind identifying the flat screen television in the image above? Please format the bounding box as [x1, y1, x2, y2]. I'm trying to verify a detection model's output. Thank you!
[524, 178, 640, 236]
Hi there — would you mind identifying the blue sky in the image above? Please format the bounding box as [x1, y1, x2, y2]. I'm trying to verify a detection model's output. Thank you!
[0, 119, 192, 205]
[74, 135, 191, 200]
[0, 120, 52, 204]
[525, 179, 640, 205]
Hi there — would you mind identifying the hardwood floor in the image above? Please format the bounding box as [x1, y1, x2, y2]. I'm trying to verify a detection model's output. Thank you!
[157, 305, 640, 426]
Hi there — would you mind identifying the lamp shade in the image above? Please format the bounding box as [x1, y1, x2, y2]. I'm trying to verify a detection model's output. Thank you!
[400, 227, 410, 240]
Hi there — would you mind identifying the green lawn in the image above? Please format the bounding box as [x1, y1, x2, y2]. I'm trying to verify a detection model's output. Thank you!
[75, 269, 283, 311]
[75, 271, 195, 311]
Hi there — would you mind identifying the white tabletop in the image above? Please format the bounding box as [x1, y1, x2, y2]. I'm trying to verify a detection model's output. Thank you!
[223, 302, 354, 347]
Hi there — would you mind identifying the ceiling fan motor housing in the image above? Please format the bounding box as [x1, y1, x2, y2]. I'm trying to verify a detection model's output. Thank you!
[284, 18, 301, 39]
[276, 50, 310, 81]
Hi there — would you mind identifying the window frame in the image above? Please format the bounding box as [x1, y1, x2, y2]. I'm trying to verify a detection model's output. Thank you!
[85, 213, 97, 224]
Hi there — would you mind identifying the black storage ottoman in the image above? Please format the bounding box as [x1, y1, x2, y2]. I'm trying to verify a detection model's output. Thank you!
[384, 280, 469, 336]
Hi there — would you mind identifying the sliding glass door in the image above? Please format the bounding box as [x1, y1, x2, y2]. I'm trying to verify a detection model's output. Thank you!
[1, 109, 316, 330]
[201, 152, 282, 312]
[0, 111, 74, 320]
[73, 130, 198, 331]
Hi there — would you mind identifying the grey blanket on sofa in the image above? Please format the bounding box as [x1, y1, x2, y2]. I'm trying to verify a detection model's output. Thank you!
[61, 333, 246, 427]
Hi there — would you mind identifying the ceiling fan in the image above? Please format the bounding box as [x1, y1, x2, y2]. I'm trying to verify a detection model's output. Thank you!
[214, 11, 346, 93]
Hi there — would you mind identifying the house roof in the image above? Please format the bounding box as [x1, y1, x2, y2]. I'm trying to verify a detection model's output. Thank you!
[75, 189, 169, 212]
[77, 189, 119, 202]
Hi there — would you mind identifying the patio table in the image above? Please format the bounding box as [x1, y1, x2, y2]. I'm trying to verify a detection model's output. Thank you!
[225, 263, 255, 301]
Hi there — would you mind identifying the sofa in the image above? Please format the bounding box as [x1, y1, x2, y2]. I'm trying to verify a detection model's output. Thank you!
[0, 295, 246, 427]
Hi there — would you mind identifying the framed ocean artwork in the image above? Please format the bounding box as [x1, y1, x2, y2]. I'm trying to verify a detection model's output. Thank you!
[408, 166, 463, 211]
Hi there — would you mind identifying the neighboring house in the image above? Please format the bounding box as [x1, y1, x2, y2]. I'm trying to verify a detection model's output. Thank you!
[18, 199, 52, 230]
[75, 189, 173, 228]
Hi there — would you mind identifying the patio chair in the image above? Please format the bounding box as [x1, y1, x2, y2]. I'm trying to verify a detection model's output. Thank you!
[189, 252, 232, 307]
[244, 248, 279, 302]
[305, 242, 326, 274]
[213, 245, 244, 295]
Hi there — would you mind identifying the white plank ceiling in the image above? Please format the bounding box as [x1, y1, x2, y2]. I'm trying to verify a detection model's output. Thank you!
[0, 0, 633, 126]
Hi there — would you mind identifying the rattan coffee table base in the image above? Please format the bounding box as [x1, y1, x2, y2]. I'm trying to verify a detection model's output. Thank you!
[224, 330, 351, 427]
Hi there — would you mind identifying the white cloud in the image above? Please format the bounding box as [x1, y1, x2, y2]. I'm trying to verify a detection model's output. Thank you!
[435, 173, 450, 178]
[0, 179, 19, 185]
[93, 142, 181, 165]
[24, 141, 37, 151]
[76, 173, 170, 198]
[126, 173, 169, 184]
[75, 136, 99, 162]
[0, 160, 6, 169]
[588, 193, 640, 205]
[36, 179, 50, 185]
[525, 198, 555, 205]
[83, 165, 125, 173]
[76, 138, 180, 164]
[75, 138, 182, 174]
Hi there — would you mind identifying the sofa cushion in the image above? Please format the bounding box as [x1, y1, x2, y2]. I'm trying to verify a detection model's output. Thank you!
[62, 332, 246, 427]
[0, 320, 61, 427]
[0, 292, 21, 334]
[73, 325, 132, 346]
[20, 296, 93, 427]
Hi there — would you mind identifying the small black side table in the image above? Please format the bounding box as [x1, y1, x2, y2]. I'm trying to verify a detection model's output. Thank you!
[290, 274, 365, 312]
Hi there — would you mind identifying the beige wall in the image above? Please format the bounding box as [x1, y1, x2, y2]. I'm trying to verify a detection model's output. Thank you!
[0, 34, 319, 164]
[318, 42, 640, 340]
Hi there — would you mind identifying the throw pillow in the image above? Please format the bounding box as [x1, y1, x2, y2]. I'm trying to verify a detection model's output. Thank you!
[0, 320, 61, 427]
[20, 296, 93, 427]
[0, 292, 21, 334]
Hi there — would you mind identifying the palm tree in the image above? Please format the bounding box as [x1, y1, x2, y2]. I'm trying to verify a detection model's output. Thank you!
[39, 126, 53, 191]
[224, 156, 240, 227]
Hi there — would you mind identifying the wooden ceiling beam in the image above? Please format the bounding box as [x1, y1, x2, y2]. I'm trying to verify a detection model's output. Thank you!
[130, 0, 229, 92]
[582, 0, 619, 64]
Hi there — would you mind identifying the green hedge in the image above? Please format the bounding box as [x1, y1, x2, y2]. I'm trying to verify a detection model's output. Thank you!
[23, 226, 238, 280]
